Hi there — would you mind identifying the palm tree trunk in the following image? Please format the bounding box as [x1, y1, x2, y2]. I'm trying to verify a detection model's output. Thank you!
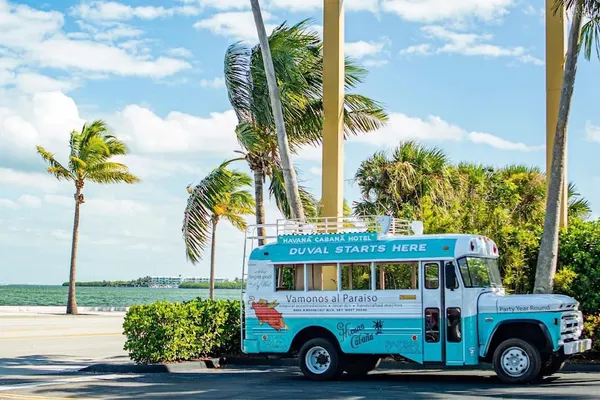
[534, 6, 583, 294]
[250, 0, 305, 222]
[67, 186, 82, 315]
[210, 219, 217, 300]
[254, 169, 266, 246]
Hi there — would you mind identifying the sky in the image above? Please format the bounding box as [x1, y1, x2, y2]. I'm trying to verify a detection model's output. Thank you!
[1, 0, 599, 285]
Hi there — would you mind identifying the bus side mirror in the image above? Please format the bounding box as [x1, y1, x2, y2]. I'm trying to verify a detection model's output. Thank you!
[445, 262, 458, 290]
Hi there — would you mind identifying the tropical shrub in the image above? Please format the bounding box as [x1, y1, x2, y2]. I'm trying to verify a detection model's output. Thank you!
[554, 218, 600, 315]
[123, 298, 241, 364]
[583, 314, 600, 353]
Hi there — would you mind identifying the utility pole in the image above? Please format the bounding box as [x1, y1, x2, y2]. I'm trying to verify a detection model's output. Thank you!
[546, 0, 568, 227]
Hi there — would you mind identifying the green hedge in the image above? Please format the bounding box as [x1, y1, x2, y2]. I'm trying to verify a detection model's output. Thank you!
[123, 298, 241, 364]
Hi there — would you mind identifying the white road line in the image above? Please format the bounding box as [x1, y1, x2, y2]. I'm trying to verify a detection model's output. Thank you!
[0, 374, 131, 392]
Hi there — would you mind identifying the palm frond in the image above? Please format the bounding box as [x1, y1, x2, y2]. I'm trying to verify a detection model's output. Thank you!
[36, 145, 74, 182]
[268, 166, 317, 218]
[224, 41, 253, 121]
[183, 164, 234, 264]
[581, 14, 600, 60]
[86, 162, 140, 184]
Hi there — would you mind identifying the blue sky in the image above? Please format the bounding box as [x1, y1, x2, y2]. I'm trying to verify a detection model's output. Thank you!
[1, 0, 599, 285]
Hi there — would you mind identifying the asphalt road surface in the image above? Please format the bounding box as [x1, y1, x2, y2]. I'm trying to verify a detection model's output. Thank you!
[1, 366, 599, 399]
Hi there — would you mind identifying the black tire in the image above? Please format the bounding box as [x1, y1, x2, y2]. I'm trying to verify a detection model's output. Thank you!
[539, 352, 567, 377]
[344, 355, 381, 377]
[298, 338, 341, 381]
[493, 338, 542, 384]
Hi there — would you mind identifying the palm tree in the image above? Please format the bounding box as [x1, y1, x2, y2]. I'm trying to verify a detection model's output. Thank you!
[250, 0, 305, 222]
[353, 141, 456, 219]
[535, 0, 600, 294]
[224, 20, 388, 244]
[183, 162, 255, 299]
[37, 120, 140, 314]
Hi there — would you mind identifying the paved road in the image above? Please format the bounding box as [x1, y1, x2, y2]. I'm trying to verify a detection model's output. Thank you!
[2, 311, 599, 399]
[0, 311, 128, 379]
[1, 366, 599, 399]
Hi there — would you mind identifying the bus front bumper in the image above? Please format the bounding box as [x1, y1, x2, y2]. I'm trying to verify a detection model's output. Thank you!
[563, 339, 592, 355]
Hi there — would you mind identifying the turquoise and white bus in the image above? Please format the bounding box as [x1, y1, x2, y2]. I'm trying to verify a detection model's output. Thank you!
[240, 216, 591, 384]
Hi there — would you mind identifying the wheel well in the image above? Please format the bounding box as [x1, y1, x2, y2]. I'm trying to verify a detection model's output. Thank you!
[290, 326, 340, 354]
[484, 321, 552, 362]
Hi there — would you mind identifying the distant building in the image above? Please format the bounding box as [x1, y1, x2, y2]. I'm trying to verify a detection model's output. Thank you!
[149, 276, 229, 288]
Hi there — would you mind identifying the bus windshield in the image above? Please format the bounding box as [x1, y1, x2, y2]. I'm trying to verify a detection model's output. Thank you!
[457, 257, 502, 288]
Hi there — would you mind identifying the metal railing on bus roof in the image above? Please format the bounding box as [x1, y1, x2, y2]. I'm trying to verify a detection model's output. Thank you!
[244, 215, 423, 241]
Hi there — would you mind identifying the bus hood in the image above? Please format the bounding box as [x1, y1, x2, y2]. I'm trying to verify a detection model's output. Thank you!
[478, 292, 579, 314]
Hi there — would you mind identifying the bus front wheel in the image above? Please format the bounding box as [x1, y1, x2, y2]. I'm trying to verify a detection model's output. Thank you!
[299, 338, 341, 381]
[493, 338, 541, 384]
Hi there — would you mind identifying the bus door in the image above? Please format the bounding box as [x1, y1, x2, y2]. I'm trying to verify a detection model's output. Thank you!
[421, 261, 442, 362]
[444, 261, 464, 365]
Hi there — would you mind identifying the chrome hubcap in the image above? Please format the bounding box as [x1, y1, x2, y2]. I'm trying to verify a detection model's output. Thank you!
[305, 346, 331, 374]
[501, 346, 530, 377]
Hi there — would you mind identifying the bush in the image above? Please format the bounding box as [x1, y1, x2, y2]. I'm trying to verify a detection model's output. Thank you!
[555, 218, 600, 315]
[123, 298, 241, 364]
[583, 314, 600, 353]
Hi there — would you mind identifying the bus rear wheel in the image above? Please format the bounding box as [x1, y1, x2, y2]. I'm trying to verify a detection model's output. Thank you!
[299, 338, 341, 381]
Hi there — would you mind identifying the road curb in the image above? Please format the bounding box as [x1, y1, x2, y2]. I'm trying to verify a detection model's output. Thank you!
[82, 356, 600, 374]
[80, 359, 221, 374]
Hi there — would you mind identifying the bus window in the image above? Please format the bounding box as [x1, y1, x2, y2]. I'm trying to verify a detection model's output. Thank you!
[307, 264, 337, 291]
[447, 307, 462, 342]
[376, 262, 418, 290]
[424, 263, 439, 289]
[275, 264, 304, 291]
[341, 263, 371, 291]
[425, 308, 440, 342]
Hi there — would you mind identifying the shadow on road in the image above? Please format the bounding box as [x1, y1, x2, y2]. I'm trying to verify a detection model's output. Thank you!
[22, 367, 600, 400]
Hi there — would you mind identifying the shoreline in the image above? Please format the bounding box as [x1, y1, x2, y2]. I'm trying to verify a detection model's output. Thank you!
[0, 306, 129, 315]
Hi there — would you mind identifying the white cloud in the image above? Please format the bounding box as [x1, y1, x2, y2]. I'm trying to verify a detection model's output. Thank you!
[70, 1, 200, 22]
[345, 40, 387, 60]
[168, 47, 194, 58]
[469, 132, 542, 151]
[400, 25, 544, 65]
[399, 44, 433, 56]
[94, 25, 145, 42]
[350, 112, 541, 151]
[45, 194, 151, 217]
[193, 11, 276, 42]
[18, 194, 42, 208]
[0, 1, 191, 78]
[381, 0, 515, 23]
[200, 77, 225, 88]
[0, 91, 86, 161]
[309, 167, 322, 176]
[179, 0, 249, 11]
[586, 122, 600, 142]
[363, 59, 389, 67]
[0, 199, 18, 209]
[110, 154, 205, 180]
[51, 229, 71, 240]
[116, 105, 239, 154]
[0, 168, 61, 193]
[14, 73, 79, 94]
[269, 0, 379, 12]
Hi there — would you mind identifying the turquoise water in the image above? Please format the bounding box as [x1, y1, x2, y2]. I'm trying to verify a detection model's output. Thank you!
[0, 285, 240, 307]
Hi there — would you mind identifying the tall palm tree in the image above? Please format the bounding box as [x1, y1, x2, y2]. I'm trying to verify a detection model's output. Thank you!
[37, 120, 140, 314]
[183, 162, 255, 299]
[224, 20, 388, 243]
[250, 0, 305, 222]
[535, 0, 600, 294]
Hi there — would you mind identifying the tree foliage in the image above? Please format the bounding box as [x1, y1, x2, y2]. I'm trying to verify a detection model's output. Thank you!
[223, 19, 388, 220]
[353, 141, 591, 294]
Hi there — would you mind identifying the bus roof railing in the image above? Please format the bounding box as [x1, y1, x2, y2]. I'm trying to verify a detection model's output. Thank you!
[244, 215, 423, 241]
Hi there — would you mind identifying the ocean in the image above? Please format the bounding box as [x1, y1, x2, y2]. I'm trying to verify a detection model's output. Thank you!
[0, 285, 241, 307]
